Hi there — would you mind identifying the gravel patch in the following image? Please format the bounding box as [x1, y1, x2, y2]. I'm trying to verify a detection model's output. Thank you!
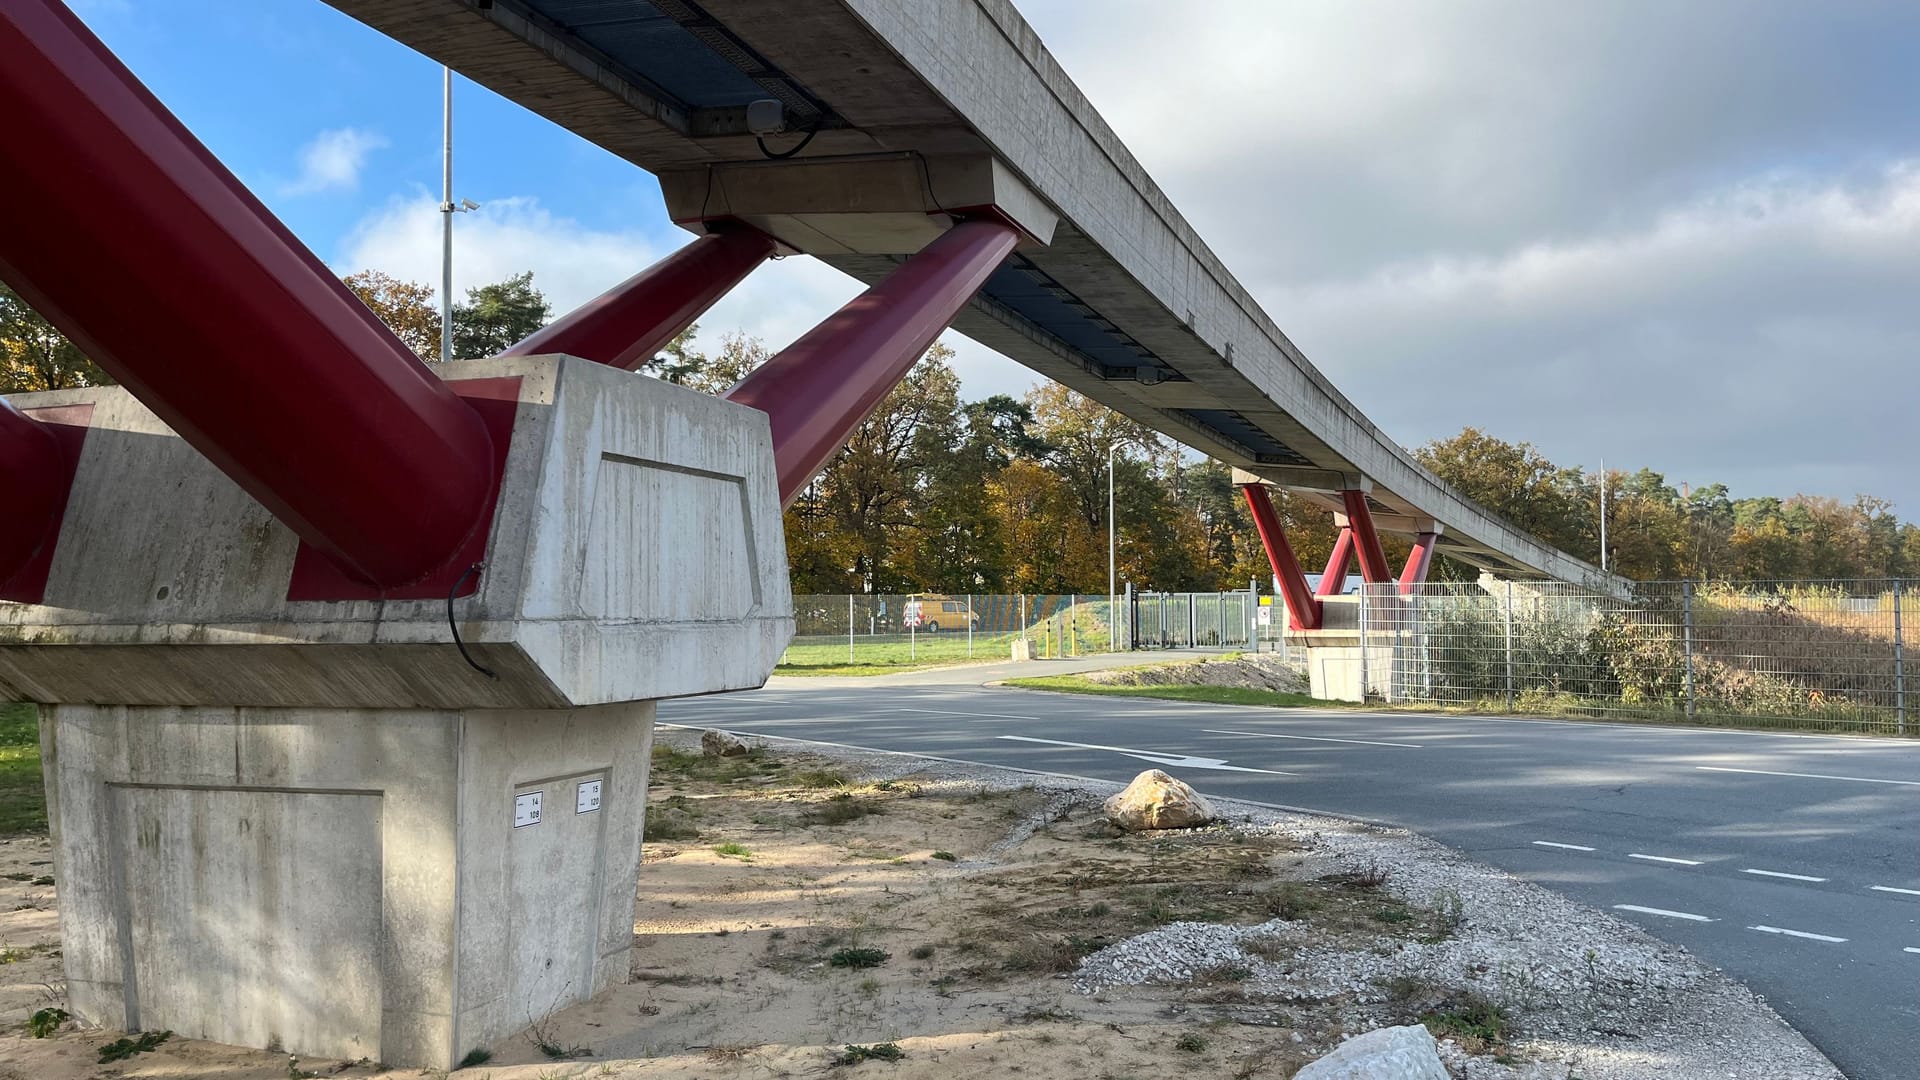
[674, 725, 1843, 1080]
[1082, 651, 1310, 694]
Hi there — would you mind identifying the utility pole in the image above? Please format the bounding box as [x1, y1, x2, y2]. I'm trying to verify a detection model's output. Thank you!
[440, 66, 453, 364]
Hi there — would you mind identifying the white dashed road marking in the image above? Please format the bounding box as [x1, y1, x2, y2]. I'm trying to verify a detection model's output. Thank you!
[1201, 728, 1424, 749]
[1613, 905, 1715, 922]
[890, 707, 1043, 721]
[1742, 868, 1827, 882]
[1696, 766, 1920, 787]
[995, 734, 1294, 774]
[1871, 886, 1920, 896]
[1751, 925, 1848, 943]
[1629, 853, 1703, 866]
[1532, 841, 1597, 851]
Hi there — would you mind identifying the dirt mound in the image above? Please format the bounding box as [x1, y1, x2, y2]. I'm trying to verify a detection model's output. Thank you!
[1085, 652, 1309, 695]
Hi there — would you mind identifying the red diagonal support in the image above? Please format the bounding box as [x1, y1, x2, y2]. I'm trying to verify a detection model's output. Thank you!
[502, 227, 775, 369]
[1399, 531, 1437, 594]
[0, 0, 495, 589]
[1317, 527, 1353, 597]
[1241, 484, 1320, 631]
[726, 217, 1020, 506]
[0, 400, 66, 585]
[1341, 489, 1393, 584]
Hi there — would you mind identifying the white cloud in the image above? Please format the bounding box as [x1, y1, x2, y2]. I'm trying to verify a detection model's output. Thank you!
[282, 128, 388, 197]
[334, 193, 1041, 397]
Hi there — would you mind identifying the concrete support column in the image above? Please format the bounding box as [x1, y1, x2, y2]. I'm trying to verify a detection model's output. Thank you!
[4, 356, 794, 1069]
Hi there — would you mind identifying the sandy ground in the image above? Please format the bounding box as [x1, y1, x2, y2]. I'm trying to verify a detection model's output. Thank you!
[0, 730, 1840, 1080]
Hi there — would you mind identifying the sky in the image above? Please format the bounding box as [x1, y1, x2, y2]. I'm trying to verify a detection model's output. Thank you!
[69, 0, 1920, 514]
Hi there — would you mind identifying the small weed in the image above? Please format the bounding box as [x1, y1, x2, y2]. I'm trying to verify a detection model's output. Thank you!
[30, 875, 52, 886]
[1423, 991, 1510, 1045]
[1264, 883, 1317, 920]
[98, 1030, 172, 1063]
[28, 1007, 67, 1037]
[1337, 861, 1390, 889]
[931, 850, 957, 862]
[1372, 905, 1414, 925]
[833, 1042, 905, 1065]
[455, 1047, 493, 1069]
[1426, 887, 1466, 940]
[1174, 1032, 1208, 1053]
[828, 947, 890, 970]
[642, 813, 698, 842]
[1000, 938, 1080, 974]
[706, 1044, 757, 1062]
[802, 793, 880, 826]
[1, 873, 29, 882]
[858, 976, 880, 996]
[1192, 963, 1251, 985]
[909, 944, 935, 960]
[713, 842, 753, 860]
[1085, 901, 1111, 917]
[795, 769, 849, 789]
[1242, 934, 1288, 962]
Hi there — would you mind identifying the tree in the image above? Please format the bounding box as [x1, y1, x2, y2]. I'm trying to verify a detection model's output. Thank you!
[451, 271, 550, 359]
[342, 270, 440, 362]
[1, 284, 111, 392]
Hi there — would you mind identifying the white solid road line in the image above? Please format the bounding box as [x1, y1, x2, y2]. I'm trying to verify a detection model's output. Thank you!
[1742, 868, 1828, 882]
[889, 707, 1044, 721]
[1614, 905, 1715, 922]
[1532, 841, 1597, 851]
[1201, 728, 1424, 749]
[1870, 886, 1920, 896]
[995, 734, 1295, 774]
[1629, 853, 1703, 866]
[1696, 765, 1920, 787]
[1751, 925, 1848, 943]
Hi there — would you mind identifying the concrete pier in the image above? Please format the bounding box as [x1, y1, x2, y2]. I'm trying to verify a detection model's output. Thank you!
[2, 355, 793, 1066]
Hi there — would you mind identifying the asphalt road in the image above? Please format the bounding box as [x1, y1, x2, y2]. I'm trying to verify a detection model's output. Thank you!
[660, 657, 1919, 1080]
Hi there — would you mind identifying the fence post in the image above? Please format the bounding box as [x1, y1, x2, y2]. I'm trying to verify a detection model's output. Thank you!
[1682, 580, 1696, 721]
[910, 613, 916, 661]
[1895, 579, 1905, 736]
[1070, 593, 1078, 656]
[1502, 580, 1514, 713]
[848, 593, 855, 663]
[1358, 584, 1371, 702]
[967, 593, 974, 659]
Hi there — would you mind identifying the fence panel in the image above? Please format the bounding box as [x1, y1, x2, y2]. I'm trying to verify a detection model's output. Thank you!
[1375, 579, 1908, 734]
[779, 593, 1125, 669]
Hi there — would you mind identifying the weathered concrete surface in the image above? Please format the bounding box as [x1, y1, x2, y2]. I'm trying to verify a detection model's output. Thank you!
[0, 355, 793, 708]
[4, 354, 791, 1066]
[322, 0, 1615, 586]
[43, 700, 652, 1066]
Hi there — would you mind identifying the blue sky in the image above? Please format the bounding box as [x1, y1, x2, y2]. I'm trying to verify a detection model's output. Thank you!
[68, 1, 1920, 514]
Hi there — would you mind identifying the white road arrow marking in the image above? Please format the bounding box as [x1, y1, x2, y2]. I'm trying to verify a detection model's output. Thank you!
[996, 735, 1294, 774]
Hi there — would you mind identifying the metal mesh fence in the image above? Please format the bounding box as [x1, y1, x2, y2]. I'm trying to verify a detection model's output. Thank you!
[1368, 579, 1909, 734]
[783, 593, 1123, 670]
[1130, 591, 1258, 651]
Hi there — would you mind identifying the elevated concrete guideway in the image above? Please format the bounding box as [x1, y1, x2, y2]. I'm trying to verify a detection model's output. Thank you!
[327, 0, 1609, 585]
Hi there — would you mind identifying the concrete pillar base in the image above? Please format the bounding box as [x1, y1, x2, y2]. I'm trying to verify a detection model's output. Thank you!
[44, 700, 652, 1068]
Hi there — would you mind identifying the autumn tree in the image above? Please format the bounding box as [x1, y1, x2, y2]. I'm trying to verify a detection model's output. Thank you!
[1, 284, 110, 392]
[342, 270, 440, 362]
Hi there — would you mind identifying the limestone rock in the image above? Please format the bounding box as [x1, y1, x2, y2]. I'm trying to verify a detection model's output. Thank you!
[1103, 769, 1215, 831]
[1293, 1025, 1448, 1080]
[700, 729, 750, 758]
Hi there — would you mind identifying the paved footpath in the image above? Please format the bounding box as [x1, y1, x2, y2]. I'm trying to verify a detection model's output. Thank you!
[662, 655, 1919, 1080]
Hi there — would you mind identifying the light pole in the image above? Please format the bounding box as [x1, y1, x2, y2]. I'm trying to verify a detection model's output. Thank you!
[439, 67, 478, 363]
[1108, 443, 1116, 647]
[1598, 457, 1609, 573]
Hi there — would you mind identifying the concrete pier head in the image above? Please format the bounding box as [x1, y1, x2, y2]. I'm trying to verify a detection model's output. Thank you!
[1, 356, 793, 1066]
